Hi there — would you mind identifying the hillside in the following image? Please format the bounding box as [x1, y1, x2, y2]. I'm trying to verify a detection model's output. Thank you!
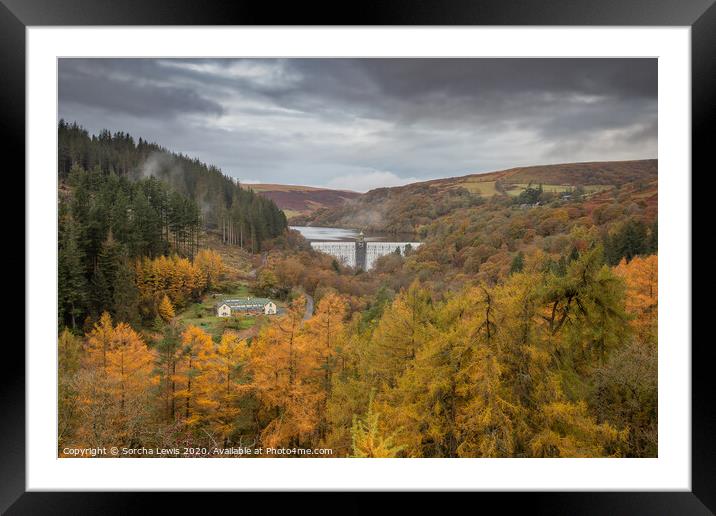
[296, 159, 657, 233]
[57, 122, 288, 328]
[58, 120, 288, 249]
[423, 159, 657, 197]
[247, 183, 360, 218]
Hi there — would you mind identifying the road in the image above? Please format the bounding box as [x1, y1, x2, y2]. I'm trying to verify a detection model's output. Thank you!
[303, 292, 314, 320]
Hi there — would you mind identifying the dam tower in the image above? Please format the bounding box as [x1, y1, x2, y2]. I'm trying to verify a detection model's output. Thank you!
[355, 231, 367, 271]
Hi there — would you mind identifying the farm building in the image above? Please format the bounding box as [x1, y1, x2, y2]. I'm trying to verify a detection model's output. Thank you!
[216, 298, 277, 317]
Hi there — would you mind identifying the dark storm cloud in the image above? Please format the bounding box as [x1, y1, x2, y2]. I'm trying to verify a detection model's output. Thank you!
[58, 58, 657, 191]
[59, 59, 224, 117]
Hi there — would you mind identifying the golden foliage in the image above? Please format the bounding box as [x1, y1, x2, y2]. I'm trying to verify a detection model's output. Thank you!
[72, 312, 156, 448]
[158, 294, 175, 322]
[194, 249, 225, 290]
[135, 254, 208, 316]
[614, 254, 658, 342]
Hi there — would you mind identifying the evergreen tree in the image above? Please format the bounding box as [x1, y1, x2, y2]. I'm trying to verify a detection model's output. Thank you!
[91, 231, 122, 318]
[112, 259, 140, 326]
[58, 214, 88, 329]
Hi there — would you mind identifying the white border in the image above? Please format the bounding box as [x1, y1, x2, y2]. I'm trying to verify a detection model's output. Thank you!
[27, 27, 691, 491]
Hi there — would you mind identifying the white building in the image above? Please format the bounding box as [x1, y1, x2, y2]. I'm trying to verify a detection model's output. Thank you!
[216, 298, 277, 317]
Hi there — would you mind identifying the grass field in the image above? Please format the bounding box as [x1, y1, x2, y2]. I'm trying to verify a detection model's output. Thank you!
[447, 180, 609, 198]
[504, 183, 610, 197]
[176, 284, 257, 340]
[452, 180, 499, 196]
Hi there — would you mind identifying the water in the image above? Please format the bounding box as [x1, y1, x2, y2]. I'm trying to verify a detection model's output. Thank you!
[290, 226, 363, 241]
[290, 226, 417, 242]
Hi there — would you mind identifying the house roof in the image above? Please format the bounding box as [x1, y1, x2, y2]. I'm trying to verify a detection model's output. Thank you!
[219, 298, 274, 308]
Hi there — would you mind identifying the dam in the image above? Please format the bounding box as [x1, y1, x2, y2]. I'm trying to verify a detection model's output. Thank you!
[291, 226, 421, 271]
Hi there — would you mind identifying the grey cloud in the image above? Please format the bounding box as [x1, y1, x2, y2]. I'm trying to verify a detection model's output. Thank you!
[58, 58, 657, 191]
[59, 59, 224, 118]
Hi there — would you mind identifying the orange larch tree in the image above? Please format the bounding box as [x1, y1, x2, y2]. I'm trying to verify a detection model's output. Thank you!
[250, 296, 322, 448]
[614, 254, 658, 343]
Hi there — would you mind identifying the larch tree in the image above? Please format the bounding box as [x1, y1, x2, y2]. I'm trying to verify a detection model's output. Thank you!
[194, 249, 225, 290]
[154, 321, 184, 421]
[250, 296, 321, 448]
[158, 294, 175, 322]
[303, 292, 348, 439]
[104, 321, 156, 445]
[85, 311, 115, 373]
[452, 286, 517, 458]
[178, 325, 215, 429]
[351, 391, 405, 458]
[381, 288, 479, 457]
[365, 280, 435, 387]
[614, 254, 658, 343]
[76, 312, 155, 449]
[192, 332, 251, 446]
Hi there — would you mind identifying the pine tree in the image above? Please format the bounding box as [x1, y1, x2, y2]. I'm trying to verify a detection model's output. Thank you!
[91, 231, 122, 317]
[58, 214, 88, 329]
[112, 259, 140, 325]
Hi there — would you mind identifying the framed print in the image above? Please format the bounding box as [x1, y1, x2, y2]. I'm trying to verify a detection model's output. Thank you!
[5, 0, 712, 512]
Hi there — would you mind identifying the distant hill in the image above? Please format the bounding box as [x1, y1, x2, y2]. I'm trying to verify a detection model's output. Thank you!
[295, 159, 657, 233]
[246, 184, 360, 218]
[421, 159, 657, 197]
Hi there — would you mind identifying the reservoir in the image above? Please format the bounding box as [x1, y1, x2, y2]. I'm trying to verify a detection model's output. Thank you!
[290, 226, 421, 270]
[290, 226, 412, 242]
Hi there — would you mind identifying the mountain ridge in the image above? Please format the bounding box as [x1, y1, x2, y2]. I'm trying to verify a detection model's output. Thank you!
[247, 184, 361, 218]
[291, 159, 657, 232]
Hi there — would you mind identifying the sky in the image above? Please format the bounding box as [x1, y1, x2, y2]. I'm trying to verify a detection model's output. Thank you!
[58, 58, 657, 192]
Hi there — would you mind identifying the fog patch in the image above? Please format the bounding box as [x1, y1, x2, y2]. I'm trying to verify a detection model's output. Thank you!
[326, 170, 421, 192]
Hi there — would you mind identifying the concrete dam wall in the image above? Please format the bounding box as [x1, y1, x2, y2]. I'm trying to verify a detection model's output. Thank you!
[310, 240, 421, 270]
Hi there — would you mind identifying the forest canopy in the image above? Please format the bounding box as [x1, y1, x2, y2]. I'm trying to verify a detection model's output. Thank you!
[58, 121, 287, 329]
[58, 120, 287, 245]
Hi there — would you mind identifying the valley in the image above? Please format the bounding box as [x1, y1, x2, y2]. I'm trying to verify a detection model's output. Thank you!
[57, 123, 658, 459]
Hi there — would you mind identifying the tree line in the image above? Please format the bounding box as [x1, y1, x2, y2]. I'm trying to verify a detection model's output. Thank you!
[58, 120, 287, 250]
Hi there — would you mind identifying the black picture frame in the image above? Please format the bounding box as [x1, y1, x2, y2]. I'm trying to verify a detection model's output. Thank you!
[4, 0, 710, 513]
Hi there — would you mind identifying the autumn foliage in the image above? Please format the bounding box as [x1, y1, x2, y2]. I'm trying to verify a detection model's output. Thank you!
[59, 237, 657, 458]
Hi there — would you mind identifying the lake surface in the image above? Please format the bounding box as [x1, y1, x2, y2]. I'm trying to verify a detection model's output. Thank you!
[290, 226, 418, 242]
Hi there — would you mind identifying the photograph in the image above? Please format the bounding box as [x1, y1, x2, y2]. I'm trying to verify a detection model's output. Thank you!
[56, 57, 659, 459]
